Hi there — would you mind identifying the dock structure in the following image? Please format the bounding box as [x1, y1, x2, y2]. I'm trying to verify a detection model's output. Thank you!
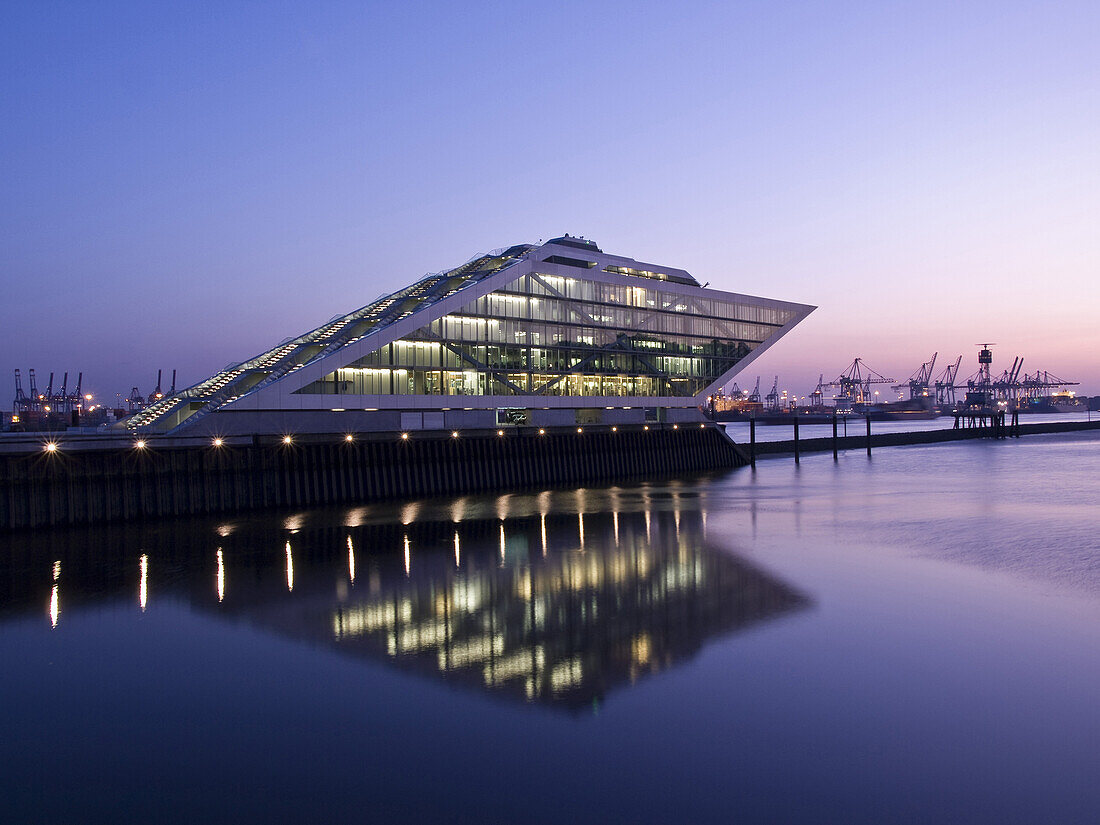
[0, 424, 746, 530]
[746, 418, 1100, 460]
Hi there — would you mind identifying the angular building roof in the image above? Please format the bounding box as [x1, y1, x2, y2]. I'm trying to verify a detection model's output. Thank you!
[128, 236, 814, 433]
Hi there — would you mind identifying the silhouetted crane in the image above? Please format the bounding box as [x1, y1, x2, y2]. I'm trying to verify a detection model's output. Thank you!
[148, 370, 163, 404]
[13, 370, 29, 413]
[127, 387, 144, 411]
[893, 353, 937, 400]
[827, 358, 895, 407]
[28, 369, 40, 410]
[810, 374, 826, 406]
[765, 376, 780, 411]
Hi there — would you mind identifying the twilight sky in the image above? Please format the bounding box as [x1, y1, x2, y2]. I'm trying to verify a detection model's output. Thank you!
[3, 0, 1098, 403]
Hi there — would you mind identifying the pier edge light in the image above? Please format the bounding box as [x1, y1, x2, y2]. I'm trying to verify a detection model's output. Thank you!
[673, 424, 679, 430]
[577, 427, 583, 434]
[497, 429, 504, 437]
[135, 440, 146, 450]
[400, 432, 409, 440]
[451, 431, 459, 438]
[538, 428, 545, 435]
[344, 434, 354, 442]
[700, 423, 705, 428]
[611, 426, 617, 432]
[212, 438, 224, 447]
[282, 435, 293, 445]
[643, 425, 649, 431]
[44, 441, 58, 453]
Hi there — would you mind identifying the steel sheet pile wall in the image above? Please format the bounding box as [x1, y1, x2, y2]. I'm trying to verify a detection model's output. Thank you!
[0, 428, 746, 529]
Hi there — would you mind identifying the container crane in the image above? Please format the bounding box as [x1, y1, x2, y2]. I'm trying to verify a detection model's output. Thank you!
[13, 370, 29, 412]
[43, 373, 55, 412]
[809, 374, 827, 407]
[827, 358, 895, 407]
[28, 370, 40, 411]
[748, 376, 762, 403]
[934, 356, 962, 405]
[148, 370, 163, 404]
[68, 372, 84, 413]
[127, 387, 144, 411]
[765, 376, 780, 411]
[893, 353, 937, 400]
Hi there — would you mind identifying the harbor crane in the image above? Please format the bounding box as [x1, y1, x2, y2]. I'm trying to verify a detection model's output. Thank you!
[893, 353, 937, 400]
[70, 372, 83, 411]
[148, 370, 164, 404]
[748, 376, 762, 403]
[960, 345, 1079, 408]
[827, 358, 896, 406]
[13, 370, 29, 412]
[765, 376, 780, 411]
[934, 356, 963, 405]
[809, 374, 827, 406]
[28, 369, 39, 409]
[127, 387, 145, 411]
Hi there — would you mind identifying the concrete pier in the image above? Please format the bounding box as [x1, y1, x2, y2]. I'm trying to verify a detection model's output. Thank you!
[0, 424, 747, 530]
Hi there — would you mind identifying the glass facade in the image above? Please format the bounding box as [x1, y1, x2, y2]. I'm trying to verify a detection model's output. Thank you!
[297, 272, 798, 399]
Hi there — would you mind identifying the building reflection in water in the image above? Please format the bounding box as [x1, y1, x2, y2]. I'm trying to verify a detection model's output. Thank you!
[320, 508, 807, 709]
[0, 491, 809, 711]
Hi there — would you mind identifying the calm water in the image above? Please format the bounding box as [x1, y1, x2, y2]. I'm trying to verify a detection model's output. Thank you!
[1, 432, 1098, 823]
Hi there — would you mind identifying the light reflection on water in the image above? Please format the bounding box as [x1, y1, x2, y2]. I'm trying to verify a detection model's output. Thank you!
[4, 496, 807, 710]
[0, 432, 1098, 823]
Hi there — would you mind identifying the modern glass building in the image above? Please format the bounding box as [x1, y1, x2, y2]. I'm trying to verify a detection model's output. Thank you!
[127, 236, 813, 435]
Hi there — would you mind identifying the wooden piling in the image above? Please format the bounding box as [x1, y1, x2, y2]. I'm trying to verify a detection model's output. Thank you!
[749, 417, 757, 468]
[793, 414, 800, 464]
